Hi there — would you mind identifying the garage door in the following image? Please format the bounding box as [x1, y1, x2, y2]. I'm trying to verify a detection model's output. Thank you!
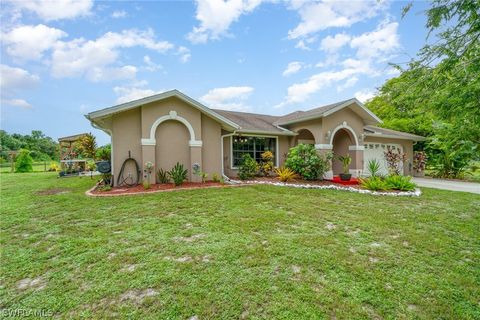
[363, 143, 403, 176]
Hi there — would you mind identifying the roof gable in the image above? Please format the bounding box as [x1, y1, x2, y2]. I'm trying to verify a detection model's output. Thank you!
[85, 89, 240, 130]
[275, 98, 381, 126]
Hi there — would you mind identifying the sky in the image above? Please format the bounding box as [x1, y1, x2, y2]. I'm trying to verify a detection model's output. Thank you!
[0, 0, 430, 145]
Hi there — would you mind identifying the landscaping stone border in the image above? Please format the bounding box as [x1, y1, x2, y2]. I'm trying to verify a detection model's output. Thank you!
[230, 179, 422, 197]
[85, 180, 421, 197]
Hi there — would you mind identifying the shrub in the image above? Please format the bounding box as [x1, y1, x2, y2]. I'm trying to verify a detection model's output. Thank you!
[48, 162, 59, 172]
[156, 168, 170, 183]
[384, 146, 406, 175]
[259, 151, 274, 177]
[274, 167, 297, 182]
[96, 144, 111, 161]
[384, 175, 416, 191]
[168, 162, 188, 186]
[413, 151, 427, 173]
[15, 149, 33, 173]
[285, 144, 332, 180]
[238, 154, 258, 180]
[86, 160, 96, 171]
[367, 159, 381, 177]
[360, 176, 388, 191]
[212, 173, 220, 182]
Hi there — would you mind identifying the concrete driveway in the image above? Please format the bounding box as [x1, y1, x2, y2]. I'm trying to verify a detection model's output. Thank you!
[412, 177, 480, 194]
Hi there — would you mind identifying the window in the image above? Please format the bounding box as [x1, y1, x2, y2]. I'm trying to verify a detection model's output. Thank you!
[232, 136, 276, 167]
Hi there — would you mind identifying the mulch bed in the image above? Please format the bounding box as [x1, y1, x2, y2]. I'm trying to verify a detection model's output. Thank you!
[89, 181, 234, 197]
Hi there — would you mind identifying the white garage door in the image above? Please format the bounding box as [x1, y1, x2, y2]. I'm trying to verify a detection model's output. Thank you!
[363, 143, 403, 176]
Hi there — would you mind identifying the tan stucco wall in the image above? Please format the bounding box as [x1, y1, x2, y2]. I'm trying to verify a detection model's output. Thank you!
[201, 114, 222, 176]
[363, 136, 414, 175]
[322, 106, 364, 145]
[111, 108, 142, 186]
[287, 118, 323, 143]
[141, 97, 202, 141]
[155, 120, 190, 179]
[110, 96, 225, 185]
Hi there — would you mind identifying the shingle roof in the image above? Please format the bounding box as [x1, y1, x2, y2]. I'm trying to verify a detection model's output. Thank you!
[275, 99, 351, 125]
[212, 109, 295, 135]
[364, 125, 426, 141]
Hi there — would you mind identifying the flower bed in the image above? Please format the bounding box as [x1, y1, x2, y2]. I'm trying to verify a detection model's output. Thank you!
[87, 181, 233, 197]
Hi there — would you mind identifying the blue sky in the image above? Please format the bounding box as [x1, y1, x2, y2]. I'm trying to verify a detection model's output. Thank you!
[0, 0, 430, 145]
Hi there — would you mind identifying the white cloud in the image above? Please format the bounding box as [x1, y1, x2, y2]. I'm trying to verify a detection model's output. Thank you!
[320, 33, 350, 52]
[1, 98, 32, 109]
[275, 61, 371, 108]
[354, 89, 375, 103]
[10, 0, 93, 21]
[350, 21, 399, 59]
[200, 86, 254, 111]
[187, 0, 263, 44]
[1, 24, 67, 61]
[143, 55, 163, 71]
[277, 20, 400, 108]
[294, 40, 311, 51]
[111, 10, 127, 18]
[113, 81, 160, 104]
[51, 29, 174, 82]
[337, 76, 358, 92]
[177, 46, 191, 63]
[0, 64, 39, 109]
[282, 61, 303, 77]
[288, 0, 385, 39]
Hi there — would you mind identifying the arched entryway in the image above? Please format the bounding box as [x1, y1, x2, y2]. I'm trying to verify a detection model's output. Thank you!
[155, 120, 190, 181]
[295, 129, 315, 145]
[331, 129, 355, 175]
[141, 110, 203, 184]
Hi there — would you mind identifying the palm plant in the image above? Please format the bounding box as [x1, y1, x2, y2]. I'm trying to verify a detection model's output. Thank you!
[367, 159, 381, 177]
[337, 155, 352, 174]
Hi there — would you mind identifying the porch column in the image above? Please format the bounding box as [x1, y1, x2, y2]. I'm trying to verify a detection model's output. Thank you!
[141, 144, 155, 184]
[189, 142, 203, 182]
[348, 145, 364, 177]
[315, 144, 333, 179]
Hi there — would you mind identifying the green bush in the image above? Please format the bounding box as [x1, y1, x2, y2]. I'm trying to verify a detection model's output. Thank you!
[238, 154, 258, 180]
[168, 162, 188, 186]
[156, 168, 170, 183]
[384, 174, 416, 191]
[212, 173, 220, 182]
[366, 159, 381, 177]
[360, 176, 388, 191]
[285, 144, 332, 180]
[15, 149, 33, 173]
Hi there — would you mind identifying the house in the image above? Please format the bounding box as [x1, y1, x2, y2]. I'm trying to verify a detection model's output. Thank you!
[85, 89, 424, 185]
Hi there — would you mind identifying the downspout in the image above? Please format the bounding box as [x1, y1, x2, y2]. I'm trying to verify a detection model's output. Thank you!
[221, 130, 237, 182]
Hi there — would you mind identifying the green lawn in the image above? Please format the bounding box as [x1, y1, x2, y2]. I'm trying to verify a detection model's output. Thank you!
[1, 173, 479, 319]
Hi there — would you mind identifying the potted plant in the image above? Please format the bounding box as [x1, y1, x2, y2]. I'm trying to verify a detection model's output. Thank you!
[337, 154, 352, 181]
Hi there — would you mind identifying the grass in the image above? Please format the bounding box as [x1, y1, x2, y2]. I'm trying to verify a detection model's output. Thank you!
[1, 173, 479, 319]
[0, 161, 59, 173]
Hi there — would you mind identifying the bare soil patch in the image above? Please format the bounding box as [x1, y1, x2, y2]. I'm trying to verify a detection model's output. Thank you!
[36, 188, 71, 195]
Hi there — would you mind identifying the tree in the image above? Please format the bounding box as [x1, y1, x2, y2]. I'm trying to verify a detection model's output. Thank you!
[366, 0, 480, 178]
[15, 149, 33, 173]
[75, 133, 97, 159]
